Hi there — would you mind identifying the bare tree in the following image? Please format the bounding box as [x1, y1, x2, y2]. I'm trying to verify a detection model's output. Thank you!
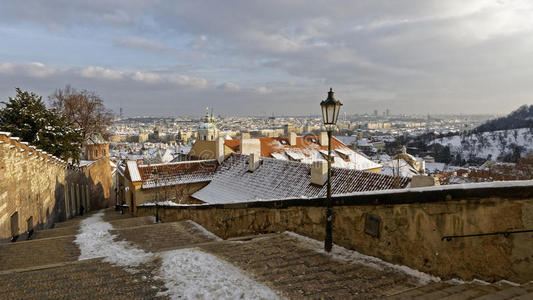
[49, 85, 113, 143]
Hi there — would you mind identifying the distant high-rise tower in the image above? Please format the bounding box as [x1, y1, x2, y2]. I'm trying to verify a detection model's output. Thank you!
[386, 109, 390, 117]
[119, 107, 123, 119]
[374, 110, 378, 117]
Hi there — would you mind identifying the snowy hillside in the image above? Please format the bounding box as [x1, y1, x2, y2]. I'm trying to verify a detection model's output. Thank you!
[430, 128, 533, 162]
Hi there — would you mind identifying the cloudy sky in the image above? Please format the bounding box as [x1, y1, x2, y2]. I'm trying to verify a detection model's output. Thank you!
[1, 1, 532, 116]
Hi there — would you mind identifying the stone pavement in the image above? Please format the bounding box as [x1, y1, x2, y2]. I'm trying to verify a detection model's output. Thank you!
[1, 208, 532, 299]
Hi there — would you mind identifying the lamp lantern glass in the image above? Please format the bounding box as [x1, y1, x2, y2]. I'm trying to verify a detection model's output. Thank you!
[320, 88, 343, 128]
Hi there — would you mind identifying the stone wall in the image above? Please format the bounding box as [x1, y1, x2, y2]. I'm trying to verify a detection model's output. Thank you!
[0, 132, 113, 239]
[136, 182, 533, 283]
[133, 182, 209, 206]
[83, 157, 113, 209]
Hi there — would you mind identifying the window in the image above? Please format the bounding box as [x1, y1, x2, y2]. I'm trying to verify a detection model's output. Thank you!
[94, 149, 98, 157]
[102, 149, 106, 156]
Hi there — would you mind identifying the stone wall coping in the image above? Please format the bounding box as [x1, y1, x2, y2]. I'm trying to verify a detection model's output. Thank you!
[0, 131, 71, 169]
[137, 180, 533, 210]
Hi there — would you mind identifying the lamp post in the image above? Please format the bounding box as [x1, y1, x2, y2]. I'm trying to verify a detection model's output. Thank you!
[152, 168, 160, 222]
[320, 88, 342, 252]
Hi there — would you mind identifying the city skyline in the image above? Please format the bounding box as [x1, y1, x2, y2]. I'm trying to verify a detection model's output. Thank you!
[1, 1, 533, 116]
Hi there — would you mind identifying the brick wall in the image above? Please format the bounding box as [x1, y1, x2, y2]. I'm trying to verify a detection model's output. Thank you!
[137, 182, 533, 283]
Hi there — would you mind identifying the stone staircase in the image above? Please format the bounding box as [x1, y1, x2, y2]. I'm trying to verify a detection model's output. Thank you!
[1, 208, 532, 299]
[0, 258, 165, 300]
[387, 280, 533, 299]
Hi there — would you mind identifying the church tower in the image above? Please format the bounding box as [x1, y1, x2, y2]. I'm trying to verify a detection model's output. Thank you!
[198, 107, 219, 141]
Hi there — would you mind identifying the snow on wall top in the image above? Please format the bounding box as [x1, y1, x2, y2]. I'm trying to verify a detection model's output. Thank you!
[192, 153, 410, 204]
[0, 131, 68, 167]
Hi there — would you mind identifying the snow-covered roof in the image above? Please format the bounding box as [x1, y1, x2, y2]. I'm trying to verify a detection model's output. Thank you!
[192, 154, 410, 204]
[270, 152, 287, 160]
[380, 159, 420, 178]
[126, 160, 142, 182]
[138, 160, 218, 189]
[334, 135, 357, 146]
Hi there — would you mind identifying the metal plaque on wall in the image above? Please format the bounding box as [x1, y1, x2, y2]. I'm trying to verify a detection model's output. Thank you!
[364, 214, 380, 238]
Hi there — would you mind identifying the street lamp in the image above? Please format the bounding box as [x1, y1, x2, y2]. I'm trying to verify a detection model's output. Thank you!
[152, 168, 160, 222]
[320, 88, 342, 252]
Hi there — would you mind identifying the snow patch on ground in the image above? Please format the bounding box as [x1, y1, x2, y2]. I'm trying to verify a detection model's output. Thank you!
[284, 231, 440, 284]
[74, 211, 152, 267]
[75, 211, 279, 299]
[185, 220, 222, 241]
[157, 248, 280, 300]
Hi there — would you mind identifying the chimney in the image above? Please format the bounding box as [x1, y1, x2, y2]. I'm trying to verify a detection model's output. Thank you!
[241, 132, 251, 140]
[240, 136, 261, 156]
[410, 175, 439, 188]
[311, 160, 328, 186]
[249, 153, 260, 172]
[319, 132, 328, 147]
[419, 160, 426, 174]
[289, 132, 297, 146]
[216, 137, 225, 164]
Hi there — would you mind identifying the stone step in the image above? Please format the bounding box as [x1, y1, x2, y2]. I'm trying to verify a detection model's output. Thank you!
[111, 220, 220, 252]
[52, 216, 87, 228]
[0, 236, 80, 272]
[31, 225, 80, 240]
[413, 283, 479, 300]
[0, 258, 166, 299]
[100, 209, 137, 222]
[197, 233, 422, 299]
[386, 282, 452, 299]
[438, 283, 500, 300]
[473, 282, 529, 300]
[388, 280, 533, 300]
[108, 216, 156, 229]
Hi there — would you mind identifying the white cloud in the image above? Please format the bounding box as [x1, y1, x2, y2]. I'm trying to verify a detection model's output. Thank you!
[218, 82, 240, 91]
[131, 71, 161, 84]
[23, 62, 56, 78]
[168, 75, 208, 88]
[0, 62, 15, 74]
[79, 66, 123, 80]
[0, 62, 56, 78]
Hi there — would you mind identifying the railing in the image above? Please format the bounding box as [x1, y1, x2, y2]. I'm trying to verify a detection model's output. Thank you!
[442, 229, 533, 241]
